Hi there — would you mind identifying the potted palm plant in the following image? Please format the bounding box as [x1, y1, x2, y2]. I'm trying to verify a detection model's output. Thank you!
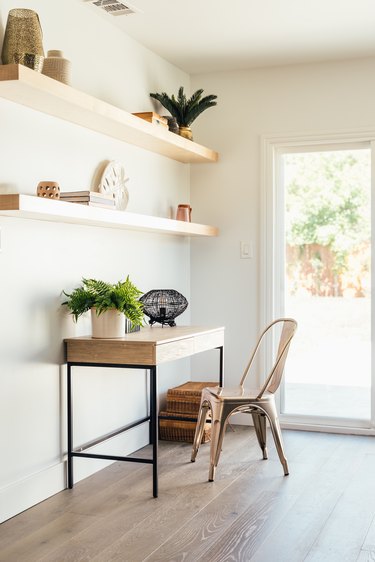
[63, 276, 144, 338]
[150, 86, 217, 141]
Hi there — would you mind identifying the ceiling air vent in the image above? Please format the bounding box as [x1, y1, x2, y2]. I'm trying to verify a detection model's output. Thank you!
[84, 0, 139, 16]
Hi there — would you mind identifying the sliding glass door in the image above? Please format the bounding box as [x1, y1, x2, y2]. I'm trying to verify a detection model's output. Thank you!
[263, 134, 375, 431]
[281, 147, 371, 426]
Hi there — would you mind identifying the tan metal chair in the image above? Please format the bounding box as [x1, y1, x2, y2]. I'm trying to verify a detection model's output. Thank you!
[191, 318, 297, 481]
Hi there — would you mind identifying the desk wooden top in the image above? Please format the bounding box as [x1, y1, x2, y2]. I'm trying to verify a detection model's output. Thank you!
[65, 325, 224, 366]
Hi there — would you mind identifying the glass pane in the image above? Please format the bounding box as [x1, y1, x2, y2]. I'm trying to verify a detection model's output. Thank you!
[283, 149, 371, 421]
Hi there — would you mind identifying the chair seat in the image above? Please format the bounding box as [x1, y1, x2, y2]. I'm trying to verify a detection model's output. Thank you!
[205, 385, 274, 402]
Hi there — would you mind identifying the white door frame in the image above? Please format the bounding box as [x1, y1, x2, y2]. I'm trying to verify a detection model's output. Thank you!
[260, 128, 375, 435]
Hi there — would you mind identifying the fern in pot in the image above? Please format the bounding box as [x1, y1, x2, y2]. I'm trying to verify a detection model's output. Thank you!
[150, 86, 217, 141]
[63, 277, 144, 338]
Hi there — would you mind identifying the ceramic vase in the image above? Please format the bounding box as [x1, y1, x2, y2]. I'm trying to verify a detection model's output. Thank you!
[2, 8, 44, 65]
[37, 181, 60, 199]
[42, 50, 71, 85]
[163, 116, 179, 134]
[91, 308, 125, 339]
[179, 126, 193, 141]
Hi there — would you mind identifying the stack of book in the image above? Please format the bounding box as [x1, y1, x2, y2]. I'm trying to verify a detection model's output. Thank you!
[60, 191, 116, 209]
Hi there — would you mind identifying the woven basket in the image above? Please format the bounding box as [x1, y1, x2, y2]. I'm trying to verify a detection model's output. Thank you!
[166, 381, 218, 415]
[2, 8, 44, 65]
[159, 410, 211, 443]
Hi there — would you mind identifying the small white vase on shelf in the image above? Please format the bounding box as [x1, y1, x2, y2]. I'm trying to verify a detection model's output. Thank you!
[42, 50, 71, 85]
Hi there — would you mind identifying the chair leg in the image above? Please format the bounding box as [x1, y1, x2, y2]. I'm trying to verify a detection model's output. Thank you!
[261, 402, 289, 476]
[251, 411, 268, 460]
[208, 402, 233, 482]
[191, 401, 210, 462]
[208, 419, 225, 481]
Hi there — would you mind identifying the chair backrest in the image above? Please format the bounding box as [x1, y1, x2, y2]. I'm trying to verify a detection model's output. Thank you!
[239, 318, 297, 399]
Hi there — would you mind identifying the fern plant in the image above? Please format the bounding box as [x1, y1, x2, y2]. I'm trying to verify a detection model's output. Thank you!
[63, 276, 144, 326]
[150, 87, 217, 128]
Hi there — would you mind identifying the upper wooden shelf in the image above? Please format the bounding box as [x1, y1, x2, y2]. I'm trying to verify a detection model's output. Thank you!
[0, 65, 219, 164]
[0, 194, 219, 237]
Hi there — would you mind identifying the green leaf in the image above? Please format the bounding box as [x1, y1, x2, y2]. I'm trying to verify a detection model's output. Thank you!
[150, 87, 217, 127]
[62, 276, 144, 326]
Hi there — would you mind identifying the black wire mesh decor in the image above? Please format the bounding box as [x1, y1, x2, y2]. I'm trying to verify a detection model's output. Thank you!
[139, 289, 188, 327]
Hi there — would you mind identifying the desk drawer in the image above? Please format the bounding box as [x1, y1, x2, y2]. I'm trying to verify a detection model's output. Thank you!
[66, 340, 155, 365]
[194, 330, 224, 354]
[156, 329, 224, 364]
[156, 337, 194, 364]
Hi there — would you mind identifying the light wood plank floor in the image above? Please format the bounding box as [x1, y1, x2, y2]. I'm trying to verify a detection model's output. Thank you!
[1, 427, 375, 562]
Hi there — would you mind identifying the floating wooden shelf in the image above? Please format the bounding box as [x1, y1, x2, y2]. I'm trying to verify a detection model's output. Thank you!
[0, 195, 219, 237]
[0, 65, 219, 164]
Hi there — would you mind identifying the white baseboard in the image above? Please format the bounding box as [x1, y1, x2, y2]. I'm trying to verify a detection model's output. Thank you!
[0, 462, 65, 524]
[0, 424, 149, 523]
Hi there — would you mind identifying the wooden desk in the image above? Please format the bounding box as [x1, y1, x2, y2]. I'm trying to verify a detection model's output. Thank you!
[64, 325, 224, 497]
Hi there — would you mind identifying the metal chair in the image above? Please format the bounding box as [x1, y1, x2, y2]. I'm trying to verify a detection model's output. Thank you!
[191, 318, 297, 481]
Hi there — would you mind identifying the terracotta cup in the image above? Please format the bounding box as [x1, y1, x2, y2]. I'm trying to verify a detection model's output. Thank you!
[176, 204, 192, 222]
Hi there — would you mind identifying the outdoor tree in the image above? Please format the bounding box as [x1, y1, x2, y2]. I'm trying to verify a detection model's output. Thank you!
[285, 150, 370, 296]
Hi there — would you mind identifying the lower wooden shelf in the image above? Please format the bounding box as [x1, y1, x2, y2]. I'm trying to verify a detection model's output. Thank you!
[0, 194, 219, 237]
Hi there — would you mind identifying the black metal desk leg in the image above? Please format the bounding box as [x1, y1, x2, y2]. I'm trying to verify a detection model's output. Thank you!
[67, 363, 73, 489]
[219, 346, 224, 386]
[149, 366, 158, 498]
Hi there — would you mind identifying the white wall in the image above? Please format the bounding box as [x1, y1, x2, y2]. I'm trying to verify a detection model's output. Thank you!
[190, 57, 375, 391]
[0, 0, 192, 522]
[3, 3, 375, 525]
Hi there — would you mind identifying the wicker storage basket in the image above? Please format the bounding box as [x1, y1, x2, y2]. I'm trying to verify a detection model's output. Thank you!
[159, 410, 211, 443]
[166, 381, 218, 415]
[159, 381, 218, 443]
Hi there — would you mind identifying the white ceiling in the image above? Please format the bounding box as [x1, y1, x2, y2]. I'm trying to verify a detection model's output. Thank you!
[89, 0, 375, 74]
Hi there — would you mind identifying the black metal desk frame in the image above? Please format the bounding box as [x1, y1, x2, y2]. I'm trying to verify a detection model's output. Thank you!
[66, 342, 223, 498]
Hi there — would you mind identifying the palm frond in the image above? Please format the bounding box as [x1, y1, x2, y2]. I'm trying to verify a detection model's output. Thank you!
[150, 87, 217, 128]
[150, 92, 181, 123]
[185, 89, 203, 112]
[184, 95, 218, 126]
